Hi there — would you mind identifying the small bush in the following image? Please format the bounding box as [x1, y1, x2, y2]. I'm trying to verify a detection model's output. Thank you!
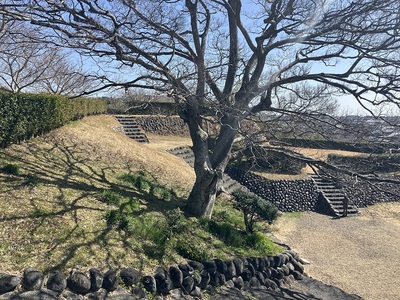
[127, 215, 167, 242]
[118, 173, 137, 184]
[206, 220, 245, 248]
[103, 209, 125, 227]
[176, 240, 210, 261]
[103, 209, 135, 232]
[118, 172, 152, 191]
[213, 210, 243, 230]
[232, 189, 278, 233]
[121, 199, 140, 214]
[99, 190, 121, 206]
[135, 176, 151, 192]
[199, 217, 210, 230]
[1, 163, 20, 175]
[24, 174, 40, 186]
[246, 232, 281, 255]
[151, 184, 172, 201]
[165, 208, 186, 235]
[118, 172, 174, 201]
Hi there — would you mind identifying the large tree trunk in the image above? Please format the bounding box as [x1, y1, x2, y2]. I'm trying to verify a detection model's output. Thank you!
[186, 112, 239, 218]
[187, 167, 222, 218]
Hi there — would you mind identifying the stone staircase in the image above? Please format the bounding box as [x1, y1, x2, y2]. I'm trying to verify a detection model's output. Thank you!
[167, 146, 249, 194]
[115, 115, 149, 143]
[309, 173, 359, 217]
[167, 146, 195, 168]
[168, 147, 359, 217]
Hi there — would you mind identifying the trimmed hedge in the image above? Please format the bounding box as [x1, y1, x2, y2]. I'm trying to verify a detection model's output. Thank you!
[0, 93, 106, 148]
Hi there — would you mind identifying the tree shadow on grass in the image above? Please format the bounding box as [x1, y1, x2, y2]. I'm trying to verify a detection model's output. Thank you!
[0, 135, 187, 272]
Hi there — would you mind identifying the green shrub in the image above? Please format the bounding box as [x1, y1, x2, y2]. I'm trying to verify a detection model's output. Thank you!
[136, 177, 151, 192]
[213, 210, 243, 230]
[246, 232, 281, 255]
[121, 199, 140, 214]
[23, 174, 40, 186]
[151, 184, 172, 201]
[165, 208, 186, 235]
[118, 172, 174, 201]
[99, 190, 121, 206]
[207, 220, 245, 247]
[176, 240, 210, 261]
[103, 209, 125, 227]
[199, 217, 210, 230]
[103, 209, 134, 232]
[160, 188, 173, 201]
[127, 215, 167, 242]
[118, 173, 137, 184]
[231, 189, 278, 233]
[1, 163, 20, 175]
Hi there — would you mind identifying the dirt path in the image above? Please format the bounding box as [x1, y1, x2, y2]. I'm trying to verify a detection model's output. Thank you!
[272, 203, 400, 300]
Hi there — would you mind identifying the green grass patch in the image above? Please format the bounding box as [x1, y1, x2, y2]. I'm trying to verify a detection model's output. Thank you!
[99, 189, 122, 206]
[1, 163, 20, 175]
[23, 174, 41, 186]
[118, 172, 176, 201]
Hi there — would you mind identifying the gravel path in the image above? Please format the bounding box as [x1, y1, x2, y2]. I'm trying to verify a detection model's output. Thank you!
[272, 203, 400, 300]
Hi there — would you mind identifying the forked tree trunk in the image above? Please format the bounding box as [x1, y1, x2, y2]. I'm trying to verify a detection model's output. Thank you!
[186, 113, 239, 218]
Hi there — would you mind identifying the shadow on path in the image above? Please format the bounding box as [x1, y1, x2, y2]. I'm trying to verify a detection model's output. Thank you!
[211, 277, 363, 300]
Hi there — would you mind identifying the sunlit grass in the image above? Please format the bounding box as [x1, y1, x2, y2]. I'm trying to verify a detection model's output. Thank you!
[0, 115, 282, 276]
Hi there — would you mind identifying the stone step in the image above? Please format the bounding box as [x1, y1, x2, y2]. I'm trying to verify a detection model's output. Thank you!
[124, 127, 142, 131]
[114, 115, 149, 143]
[322, 192, 344, 197]
[333, 208, 359, 215]
[168, 147, 195, 162]
[168, 147, 192, 155]
[124, 131, 145, 135]
[316, 185, 337, 189]
[167, 147, 251, 196]
[116, 119, 139, 124]
[309, 173, 359, 216]
[329, 200, 346, 204]
[126, 134, 148, 140]
[129, 139, 149, 143]
[177, 153, 194, 159]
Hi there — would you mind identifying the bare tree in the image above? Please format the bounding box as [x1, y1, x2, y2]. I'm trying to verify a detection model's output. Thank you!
[37, 51, 95, 96]
[1, 0, 399, 217]
[0, 21, 94, 94]
[0, 5, 7, 37]
[0, 21, 57, 92]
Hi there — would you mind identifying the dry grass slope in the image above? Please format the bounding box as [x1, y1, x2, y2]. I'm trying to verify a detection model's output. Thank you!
[0, 115, 195, 274]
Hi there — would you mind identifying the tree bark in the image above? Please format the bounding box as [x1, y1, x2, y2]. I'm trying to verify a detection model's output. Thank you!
[186, 111, 239, 218]
[187, 167, 222, 218]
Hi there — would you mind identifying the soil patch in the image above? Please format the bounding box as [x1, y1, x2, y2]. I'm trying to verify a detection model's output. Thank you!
[272, 203, 400, 300]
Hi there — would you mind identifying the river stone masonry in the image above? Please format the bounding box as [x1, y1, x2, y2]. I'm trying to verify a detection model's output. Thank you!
[0, 250, 306, 299]
[226, 166, 320, 213]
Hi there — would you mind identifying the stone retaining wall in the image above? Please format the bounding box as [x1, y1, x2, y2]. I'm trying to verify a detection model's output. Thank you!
[226, 167, 319, 213]
[133, 115, 189, 137]
[131, 115, 260, 138]
[331, 173, 400, 208]
[0, 250, 306, 299]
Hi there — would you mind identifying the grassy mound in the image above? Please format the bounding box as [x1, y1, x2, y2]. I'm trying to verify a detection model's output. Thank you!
[0, 115, 281, 275]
